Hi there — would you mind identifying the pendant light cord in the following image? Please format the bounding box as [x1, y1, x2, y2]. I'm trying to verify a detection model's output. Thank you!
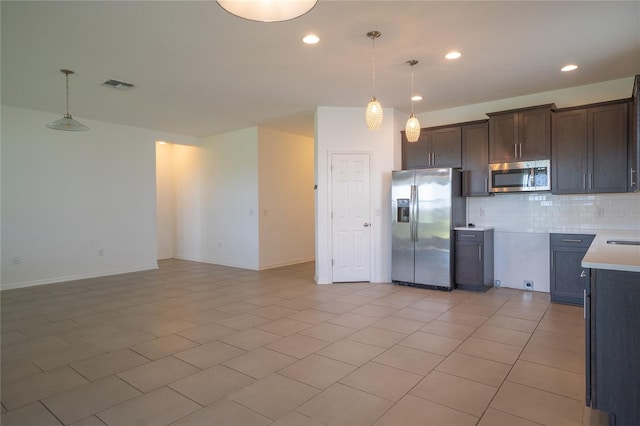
[65, 72, 70, 116]
[407, 59, 419, 115]
[410, 66, 414, 114]
[371, 36, 376, 97]
[367, 31, 381, 99]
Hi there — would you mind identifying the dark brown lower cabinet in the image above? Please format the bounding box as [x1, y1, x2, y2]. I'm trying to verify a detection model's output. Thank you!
[455, 229, 494, 291]
[586, 268, 640, 426]
[549, 233, 594, 305]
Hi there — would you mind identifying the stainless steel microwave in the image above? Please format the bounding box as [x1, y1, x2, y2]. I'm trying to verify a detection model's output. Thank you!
[489, 159, 551, 193]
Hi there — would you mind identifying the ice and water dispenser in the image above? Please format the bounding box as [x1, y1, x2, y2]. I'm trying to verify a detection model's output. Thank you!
[397, 198, 410, 223]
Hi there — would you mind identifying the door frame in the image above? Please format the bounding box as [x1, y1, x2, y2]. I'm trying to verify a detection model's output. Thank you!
[327, 150, 374, 283]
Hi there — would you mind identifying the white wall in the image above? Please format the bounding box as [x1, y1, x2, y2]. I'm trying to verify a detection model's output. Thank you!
[156, 142, 176, 259]
[171, 128, 260, 269]
[315, 107, 403, 284]
[169, 126, 314, 270]
[258, 128, 315, 269]
[1, 105, 198, 289]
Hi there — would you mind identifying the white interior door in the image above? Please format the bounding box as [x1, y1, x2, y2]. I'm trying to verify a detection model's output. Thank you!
[331, 153, 371, 282]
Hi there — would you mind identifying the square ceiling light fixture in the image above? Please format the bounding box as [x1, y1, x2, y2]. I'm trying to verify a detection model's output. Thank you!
[217, 0, 317, 22]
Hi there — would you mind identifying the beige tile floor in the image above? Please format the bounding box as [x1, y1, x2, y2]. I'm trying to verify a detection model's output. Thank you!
[0, 259, 601, 425]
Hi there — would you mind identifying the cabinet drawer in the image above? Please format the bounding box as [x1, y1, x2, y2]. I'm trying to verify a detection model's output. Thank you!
[550, 233, 595, 248]
[456, 231, 484, 242]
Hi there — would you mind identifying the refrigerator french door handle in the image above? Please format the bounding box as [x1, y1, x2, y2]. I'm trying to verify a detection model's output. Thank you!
[410, 184, 417, 242]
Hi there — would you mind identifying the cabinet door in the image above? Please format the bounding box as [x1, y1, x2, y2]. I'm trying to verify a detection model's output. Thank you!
[591, 269, 640, 425]
[431, 126, 461, 167]
[462, 122, 489, 196]
[455, 241, 482, 287]
[589, 103, 628, 193]
[550, 248, 589, 305]
[489, 113, 518, 163]
[402, 130, 430, 169]
[520, 108, 551, 160]
[552, 109, 588, 194]
[630, 77, 639, 192]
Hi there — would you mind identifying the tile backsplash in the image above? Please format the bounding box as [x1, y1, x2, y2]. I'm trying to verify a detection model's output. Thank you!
[467, 192, 638, 292]
[468, 192, 640, 233]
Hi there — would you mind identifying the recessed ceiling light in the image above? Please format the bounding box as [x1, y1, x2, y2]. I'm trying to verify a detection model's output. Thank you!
[445, 51, 462, 60]
[157, 140, 167, 144]
[303, 34, 319, 45]
[411, 95, 423, 101]
[561, 64, 579, 72]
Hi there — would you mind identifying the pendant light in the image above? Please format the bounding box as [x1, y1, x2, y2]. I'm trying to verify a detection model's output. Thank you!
[46, 69, 89, 132]
[405, 60, 421, 143]
[217, 0, 317, 22]
[365, 30, 383, 130]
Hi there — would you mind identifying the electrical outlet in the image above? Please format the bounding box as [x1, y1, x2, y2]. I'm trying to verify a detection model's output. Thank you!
[12, 256, 20, 265]
[524, 280, 534, 290]
[495, 279, 501, 288]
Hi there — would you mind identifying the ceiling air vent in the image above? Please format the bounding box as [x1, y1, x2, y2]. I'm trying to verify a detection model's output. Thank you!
[101, 79, 135, 90]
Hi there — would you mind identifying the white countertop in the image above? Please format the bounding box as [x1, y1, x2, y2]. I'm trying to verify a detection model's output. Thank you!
[582, 230, 640, 273]
[549, 229, 598, 235]
[454, 226, 494, 231]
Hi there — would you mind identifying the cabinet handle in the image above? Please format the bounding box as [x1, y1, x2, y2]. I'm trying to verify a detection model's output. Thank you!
[580, 270, 587, 278]
[588, 173, 593, 189]
[582, 173, 586, 190]
[514, 144, 518, 159]
[631, 168, 637, 187]
[460, 234, 477, 238]
[432, 153, 436, 165]
[478, 246, 482, 261]
[561, 238, 582, 243]
[519, 143, 523, 158]
[583, 289, 587, 319]
[484, 178, 488, 193]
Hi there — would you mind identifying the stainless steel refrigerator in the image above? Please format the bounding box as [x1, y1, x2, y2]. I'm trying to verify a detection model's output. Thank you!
[391, 168, 466, 289]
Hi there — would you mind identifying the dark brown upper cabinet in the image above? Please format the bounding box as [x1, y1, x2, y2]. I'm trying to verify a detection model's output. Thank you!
[402, 125, 461, 169]
[552, 100, 629, 194]
[488, 104, 554, 163]
[461, 120, 490, 196]
[630, 74, 640, 192]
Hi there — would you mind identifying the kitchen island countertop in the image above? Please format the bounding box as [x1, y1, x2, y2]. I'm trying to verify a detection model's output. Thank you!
[582, 230, 640, 273]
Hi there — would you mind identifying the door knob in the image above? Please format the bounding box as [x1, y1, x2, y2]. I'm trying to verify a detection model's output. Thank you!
[363, 223, 371, 227]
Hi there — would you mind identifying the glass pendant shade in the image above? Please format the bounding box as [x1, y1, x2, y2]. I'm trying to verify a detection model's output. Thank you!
[365, 31, 383, 130]
[405, 114, 421, 142]
[404, 59, 420, 142]
[366, 97, 383, 130]
[47, 69, 89, 132]
[217, 0, 317, 22]
[47, 114, 89, 131]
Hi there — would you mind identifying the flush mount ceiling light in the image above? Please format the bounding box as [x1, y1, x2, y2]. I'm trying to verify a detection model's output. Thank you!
[217, 0, 317, 22]
[405, 60, 421, 143]
[46, 69, 89, 132]
[445, 51, 462, 60]
[365, 30, 383, 131]
[561, 64, 579, 72]
[302, 34, 319, 44]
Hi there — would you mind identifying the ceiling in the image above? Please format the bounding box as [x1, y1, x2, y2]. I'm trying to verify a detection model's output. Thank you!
[2, 1, 639, 139]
